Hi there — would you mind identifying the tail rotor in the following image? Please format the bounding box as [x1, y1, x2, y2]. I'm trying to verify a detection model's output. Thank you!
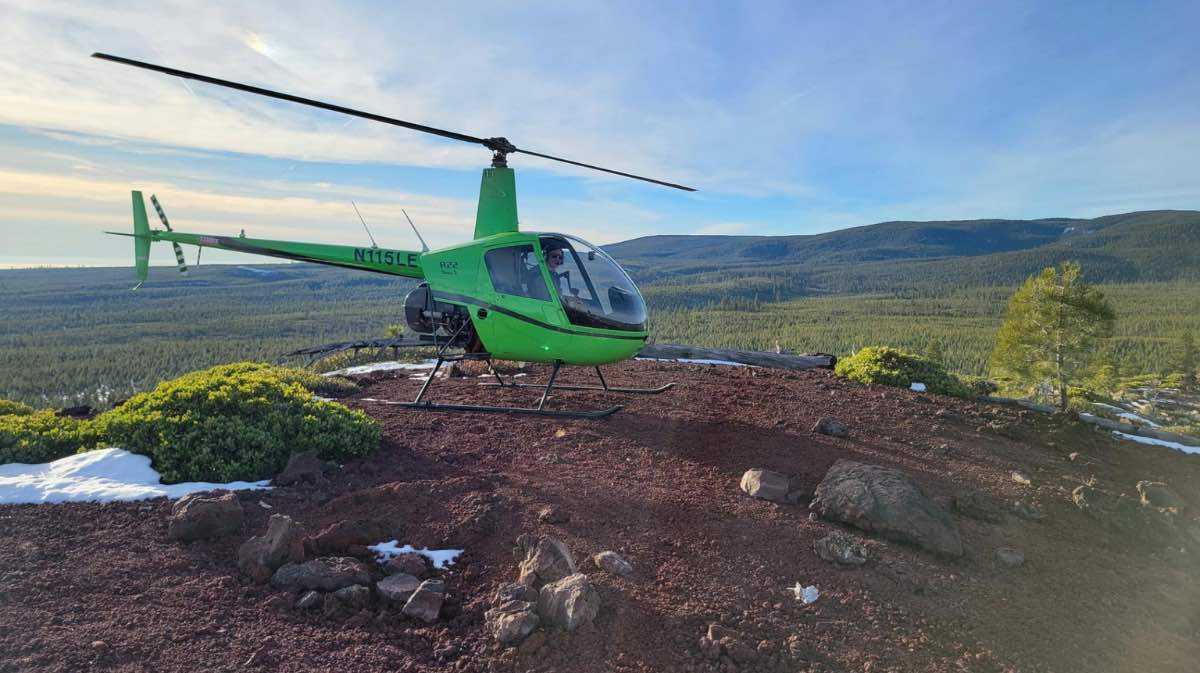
[150, 195, 189, 275]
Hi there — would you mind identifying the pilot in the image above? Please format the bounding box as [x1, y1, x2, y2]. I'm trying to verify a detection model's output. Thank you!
[545, 246, 577, 298]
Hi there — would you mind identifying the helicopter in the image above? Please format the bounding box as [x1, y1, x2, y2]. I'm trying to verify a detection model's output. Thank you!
[93, 53, 696, 419]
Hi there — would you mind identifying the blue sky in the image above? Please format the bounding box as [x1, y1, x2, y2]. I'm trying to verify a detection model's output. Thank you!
[1, 0, 1197, 267]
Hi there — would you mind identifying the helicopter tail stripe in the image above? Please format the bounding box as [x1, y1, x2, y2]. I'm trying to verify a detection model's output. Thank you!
[131, 191, 151, 284]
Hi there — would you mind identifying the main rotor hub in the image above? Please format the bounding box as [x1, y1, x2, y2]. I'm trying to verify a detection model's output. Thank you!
[483, 137, 518, 167]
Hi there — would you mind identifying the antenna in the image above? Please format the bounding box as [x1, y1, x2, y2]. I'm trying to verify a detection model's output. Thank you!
[351, 201, 378, 248]
[403, 209, 430, 252]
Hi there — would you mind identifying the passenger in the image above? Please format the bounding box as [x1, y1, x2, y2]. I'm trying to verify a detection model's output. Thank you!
[545, 246, 577, 297]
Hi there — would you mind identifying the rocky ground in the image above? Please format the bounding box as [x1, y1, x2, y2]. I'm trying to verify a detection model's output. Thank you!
[2, 360, 1200, 673]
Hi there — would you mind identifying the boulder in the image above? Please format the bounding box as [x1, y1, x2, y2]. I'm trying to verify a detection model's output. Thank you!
[168, 491, 244, 542]
[952, 491, 1006, 523]
[270, 557, 372, 592]
[305, 519, 392, 556]
[813, 532, 869, 566]
[402, 579, 445, 623]
[384, 552, 430, 578]
[1136, 481, 1185, 511]
[515, 535, 576, 588]
[238, 514, 306, 583]
[332, 584, 372, 610]
[486, 600, 540, 647]
[810, 460, 964, 557]
[274, 450, 326, 486]
[376, 573, 421, 604]
[811, 416, 849, 437]
[536, 573, 599, 631]
[593, 550, 633, 576]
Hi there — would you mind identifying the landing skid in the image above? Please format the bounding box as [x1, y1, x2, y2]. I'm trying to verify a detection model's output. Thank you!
[361, 398, 622, 419]
[480, 366, 674, 395]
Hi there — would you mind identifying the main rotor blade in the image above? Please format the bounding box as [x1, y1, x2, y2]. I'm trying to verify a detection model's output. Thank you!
[92, 52, 697, 192]
[92, 52, 488, 147]
[514, 148, 696, 191]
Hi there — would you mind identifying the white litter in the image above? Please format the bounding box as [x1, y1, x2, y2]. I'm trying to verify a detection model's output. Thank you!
[1112, 431, 1200, 455]
[910, 382, 927, 392]
[258, 500, 273, 509]
[787, 582, 820, 604]
[0, 448, 271, 505]
[368, 540, 464, 569]
[322, 360, 437, 377]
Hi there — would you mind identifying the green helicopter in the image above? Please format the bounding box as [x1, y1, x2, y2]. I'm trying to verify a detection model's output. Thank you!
[94, 53, 695, 419]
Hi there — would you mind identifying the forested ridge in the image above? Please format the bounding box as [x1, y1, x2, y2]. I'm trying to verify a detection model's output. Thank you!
[2, 209, 1196, 407]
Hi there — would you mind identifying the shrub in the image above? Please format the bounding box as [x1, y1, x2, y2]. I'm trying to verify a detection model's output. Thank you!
[94, 363, 380, 483]
[0, 411, 101, 465]
[959, 375, 998, 398]
[0, 399, 36, 417]
[835, 346, 971, 398]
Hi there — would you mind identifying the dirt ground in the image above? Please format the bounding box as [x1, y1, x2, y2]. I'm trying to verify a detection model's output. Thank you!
[2, 360, 1199, 673]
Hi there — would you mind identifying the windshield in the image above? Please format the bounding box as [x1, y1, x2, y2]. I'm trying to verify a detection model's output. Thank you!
[540, 234, 647, 332]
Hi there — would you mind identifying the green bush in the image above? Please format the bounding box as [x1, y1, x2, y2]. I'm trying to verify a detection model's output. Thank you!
[835, 346, 971, 398]
[0, 399, 36, 417]
[0, 411, 101, 465]
[94, 362, 380, 483]
[960, 375, 998, 398]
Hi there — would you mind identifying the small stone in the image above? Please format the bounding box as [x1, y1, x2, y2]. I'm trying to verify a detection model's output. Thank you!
[593, 550, 633, 576]
[536, 573, 600, 631]
[402, 579, 445, 623]
[1068, 452, 1083, 462]
[295, 590, 322, 610]
[270, 557, 372, 592]
[811, 416, 849, 438]
[1136, 481, 1185, 511]
[333, 584, 372, 609]
[167, 491, 244, 542]
[739, 468, 800, 504]
[538, 505, 569, 524]
[376, 573, 421, 604]
[813, 532, 869, 566]
[1012, 500, 1045, 522]
[90, 640, 107, 650]
[238, 514, 306, 583]
[274, 450, 327, 486]
[487, 602, 540, 646]
[516, 535, 576, 589]
[995, 547, 1025, 567]
[1011, 471, 1032, 486]
[384, 552, 429, 578]
[493, 582, 538, 604]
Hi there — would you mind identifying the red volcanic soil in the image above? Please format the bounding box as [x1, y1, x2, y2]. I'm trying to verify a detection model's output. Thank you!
[2, 360, 1199, 673]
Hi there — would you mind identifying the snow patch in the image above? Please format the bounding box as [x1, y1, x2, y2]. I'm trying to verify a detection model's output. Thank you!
[323, 360, 437, 377]
[1112, 431, 1200, 455]
[1117, 412, 1160, 427]
[910, 382, 927, 392]
[0, 448, 270, 505]
[369, 540, 463, 569]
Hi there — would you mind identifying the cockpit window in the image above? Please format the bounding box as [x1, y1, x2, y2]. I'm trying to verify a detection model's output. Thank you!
[540, 235, 647, 331]
[484, 245, 551, 301]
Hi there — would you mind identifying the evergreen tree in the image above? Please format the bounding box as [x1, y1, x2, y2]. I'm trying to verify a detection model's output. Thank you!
[923, 338, 947, 365]
[1174, 332, 1198, 389]
[989, 262, 1115, 410]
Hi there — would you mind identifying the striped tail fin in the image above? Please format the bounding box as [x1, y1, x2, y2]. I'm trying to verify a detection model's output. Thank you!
[131, 191, 151, 289]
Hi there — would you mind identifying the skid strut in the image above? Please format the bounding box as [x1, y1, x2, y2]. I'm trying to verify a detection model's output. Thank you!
[481, 365, 674, 394]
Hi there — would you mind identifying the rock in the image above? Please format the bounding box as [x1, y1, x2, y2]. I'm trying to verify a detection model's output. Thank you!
[952, 491, 1005, 524]
[810, 460, 964, 557]
[305, 519, 392, 556]
[537, 573, 600, 631]
[1012, 500, 1045, 521]
[376, 573, 421, 604]
[811, 416, 849, 437]
[384, 552, 430, 578]
[739, 468, 805, 504]
[515, 535, 576, 588]
[494, 582, 539, 604]
[270, 557, 372, 592]
[295, 590, 322, 610]
[274, 450, 326, 486]
[593, 551, 633, 576]
[537, 505, 570, 524]
[333, 584, 372, 609]
[168, 491, 244, 542]
[518, 630, 547, 655]
[1011, 471, 1032, 486]
[995, 547, 1025, 567]
[321, 592, 345, 619]
[1137, 481, 1185, 511]
[813, 532, 869, 566]
[238, 514, 306, 583]
[402, 579, 445, 623]
[487, 600, 540, 647]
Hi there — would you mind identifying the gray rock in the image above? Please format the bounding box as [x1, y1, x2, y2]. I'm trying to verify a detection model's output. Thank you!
[952, 491, 1005, 523]
[384, 552, 429, 578]
[536, 573, 600, 631]
[740, 468, 792, 503]
[1012, 500, 1045, 521]
[810, 460, 964, 557]
[1136, 481, 1185, 511]
[376, 573, 421, 604]
[238, 514, 306, 583]
[402, 579, 445, 622]
[593, 550, 633, 576]
[333, 584, 372, 609]
[812, 416, 849, 437]
[995, 547, 1025, 567]
[274, 450, 326, 486]
[515, 535, 576, 589]
[270, 556, 372, 592]
[486, 600, 540, 647]
[813, 532, 869, 566]
[295, 590, 322, 610]
[168, 491, 244, 542]
[494, 582, 539, 604]
[1011, 471, 1032, 486]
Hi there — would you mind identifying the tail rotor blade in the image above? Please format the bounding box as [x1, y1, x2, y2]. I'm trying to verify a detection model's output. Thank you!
[150, 194, 188, 274]
[149, 194, 172, 231]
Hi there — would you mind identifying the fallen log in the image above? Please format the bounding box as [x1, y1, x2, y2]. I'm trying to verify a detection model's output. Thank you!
[636, 344, 835, 370]
[979, 395, 1058, 414]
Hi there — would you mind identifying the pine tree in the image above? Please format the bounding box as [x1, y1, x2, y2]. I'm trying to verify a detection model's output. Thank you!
[923, 338, 947, 365]
[1174, 332, 1198, 389]
[989, 262, 1115, 410]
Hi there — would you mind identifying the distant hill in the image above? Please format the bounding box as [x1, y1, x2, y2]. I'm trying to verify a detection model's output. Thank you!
[606, 210, 1200, 306]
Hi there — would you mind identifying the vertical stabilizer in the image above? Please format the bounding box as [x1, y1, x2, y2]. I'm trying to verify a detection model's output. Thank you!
[132, 190, 151, 286]
[473, 167, 519, 239]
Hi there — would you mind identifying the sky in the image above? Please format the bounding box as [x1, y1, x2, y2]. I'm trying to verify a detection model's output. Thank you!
[0, 0, 1197, 267]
